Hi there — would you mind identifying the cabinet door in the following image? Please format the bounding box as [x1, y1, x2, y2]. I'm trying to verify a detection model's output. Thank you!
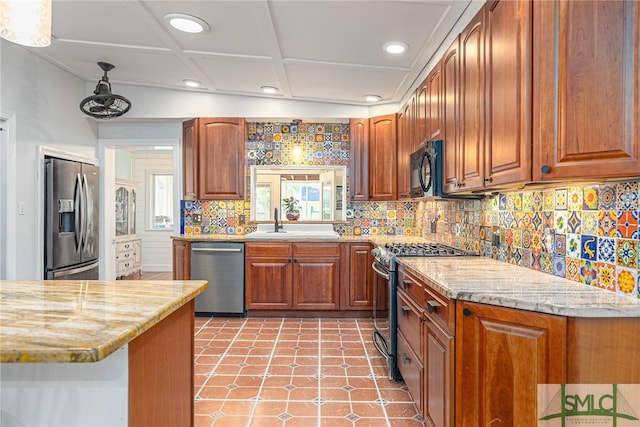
[198, 117, 246, 200]
[342, 243, 374, 310]
[115, 187, 129, 237]
[442, 39, 460, 194]
[349, 118, 369, 201]
[427, 62, 443, 142]
[458, 10, 485, 192]
[292, 256, 340, 310]
[417, 81, 428, 145]
[172, 240, 190, 280]
[484, 0, 532, 187]
[129, 189, 136, 235]
[397, 330, 424, 414]
[369, 114, 398, 200]
[245, 257, 292, 309]
[534, 0, 640, 180]
[424, 320, 454, 427]
[455, 301, 566, 426]
[182, 119, 198, 201]
[397, 107, 409, 199]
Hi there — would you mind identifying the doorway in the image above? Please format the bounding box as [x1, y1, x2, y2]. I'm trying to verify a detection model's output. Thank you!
[100, 139, 180, 280]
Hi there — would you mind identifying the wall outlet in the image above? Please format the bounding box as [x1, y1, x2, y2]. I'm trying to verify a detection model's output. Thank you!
[17, 202, 25, 215]
[238, 215, 246, 225]
[430, 220, 437, 233]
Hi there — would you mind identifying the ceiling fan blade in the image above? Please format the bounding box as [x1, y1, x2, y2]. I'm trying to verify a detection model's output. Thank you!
[89, 105, 106, 113]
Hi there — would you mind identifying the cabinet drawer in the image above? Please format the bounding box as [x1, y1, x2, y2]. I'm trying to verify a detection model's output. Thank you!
[397, 289, 424, 360]
[116, 249, 134, 261]
[397, 330, 424, 412]
[423, 282, 455, 333]
[118, 259, 134, 272]
[398, 266, 424, 304]
[245, 243, 292, 257]
[293, 243, 340, 257]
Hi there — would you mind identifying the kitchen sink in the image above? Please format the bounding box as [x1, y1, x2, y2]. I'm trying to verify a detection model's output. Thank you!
[245, 223, 339, 240]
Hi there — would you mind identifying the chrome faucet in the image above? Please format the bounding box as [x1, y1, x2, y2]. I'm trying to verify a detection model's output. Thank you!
[274, 207, 283, 232]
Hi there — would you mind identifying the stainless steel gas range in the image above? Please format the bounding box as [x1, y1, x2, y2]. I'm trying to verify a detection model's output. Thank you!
[371, 242, 475, 380]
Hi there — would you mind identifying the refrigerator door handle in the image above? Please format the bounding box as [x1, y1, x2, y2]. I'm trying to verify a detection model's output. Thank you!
[81, 173, 89, 249]
[52, 261, 99, 279]
[74, 173, 83, 252]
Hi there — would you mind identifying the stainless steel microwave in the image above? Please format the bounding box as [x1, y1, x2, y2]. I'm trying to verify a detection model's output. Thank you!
[409, 139, 443, 198]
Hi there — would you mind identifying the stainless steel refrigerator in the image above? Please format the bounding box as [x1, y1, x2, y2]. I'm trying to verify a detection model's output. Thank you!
[44, 157, 100, 280]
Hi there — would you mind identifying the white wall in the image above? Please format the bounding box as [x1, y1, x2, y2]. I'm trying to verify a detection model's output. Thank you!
[131, 152, 173, 272]
[0, 40, 99, 279]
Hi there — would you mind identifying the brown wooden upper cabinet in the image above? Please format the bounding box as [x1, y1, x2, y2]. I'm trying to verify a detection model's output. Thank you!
[182, 117, 246, 200]
[397, 97, 415, 199]
[533, 0, 640, 180]
[447, 0, 532, 194]
[349, 114, 398, 201]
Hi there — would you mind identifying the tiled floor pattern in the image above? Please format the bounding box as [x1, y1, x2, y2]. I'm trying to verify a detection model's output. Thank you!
[194, 317, 425, 427]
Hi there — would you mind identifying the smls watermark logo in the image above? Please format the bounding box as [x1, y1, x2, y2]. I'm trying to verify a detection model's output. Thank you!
[538, 384, 640, 426]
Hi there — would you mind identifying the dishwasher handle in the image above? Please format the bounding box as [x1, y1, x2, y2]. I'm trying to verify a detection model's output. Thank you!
[192, 247, 243, 253]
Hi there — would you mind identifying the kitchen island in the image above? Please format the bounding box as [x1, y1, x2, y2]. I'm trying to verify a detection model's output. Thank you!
[0, 279, 207, 427]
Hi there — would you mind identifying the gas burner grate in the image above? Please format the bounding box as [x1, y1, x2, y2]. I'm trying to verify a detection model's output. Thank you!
[384, 242, 474, 257]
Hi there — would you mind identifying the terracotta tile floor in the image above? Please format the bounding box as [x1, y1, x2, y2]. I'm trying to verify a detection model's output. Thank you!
[194, 317, 425, 427]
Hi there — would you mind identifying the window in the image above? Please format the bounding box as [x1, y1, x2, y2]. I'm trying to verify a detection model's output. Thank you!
[149, 172, 173, 229]
[255, 183, 272, 220]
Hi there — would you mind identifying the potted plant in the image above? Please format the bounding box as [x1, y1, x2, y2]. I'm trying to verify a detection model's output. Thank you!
[282, 196, 301, 221]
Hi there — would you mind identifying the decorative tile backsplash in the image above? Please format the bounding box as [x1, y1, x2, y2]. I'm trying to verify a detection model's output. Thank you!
[180, 120, 639, 296]
[415, 180, 640, 297]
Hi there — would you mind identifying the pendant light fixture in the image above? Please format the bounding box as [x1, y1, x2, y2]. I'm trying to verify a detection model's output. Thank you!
[0, 0, 52, 47]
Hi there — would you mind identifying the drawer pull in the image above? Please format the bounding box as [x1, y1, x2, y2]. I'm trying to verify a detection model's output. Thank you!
[402, 280, 411, 289]
[401, 305, 411, 313]
[420, 316, 428, 323]
[463, 308, 472, 317]
[426, 300, 440, 313]
[402, 353, 411, 363]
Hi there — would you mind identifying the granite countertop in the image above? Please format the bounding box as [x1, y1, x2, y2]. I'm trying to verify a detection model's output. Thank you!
[0, 280, 208, 363]
[398, 257, 640, 318]
[172, 233, 427, 244]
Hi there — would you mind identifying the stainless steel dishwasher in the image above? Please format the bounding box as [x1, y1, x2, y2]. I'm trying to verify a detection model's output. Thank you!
[190, 242, 245, 316]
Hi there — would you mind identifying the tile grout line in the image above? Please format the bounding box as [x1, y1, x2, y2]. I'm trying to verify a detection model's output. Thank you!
[317, 318, 322, 424]
[246, 317, 286, 424]
[355, 318, 392, 427]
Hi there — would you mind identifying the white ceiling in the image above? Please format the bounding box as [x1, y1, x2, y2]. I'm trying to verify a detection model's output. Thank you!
[31, 0, 476, 108]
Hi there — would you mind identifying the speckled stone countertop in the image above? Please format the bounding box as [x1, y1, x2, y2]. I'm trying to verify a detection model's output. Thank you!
[0, 280, 207, 363]
[171, 233, 425, 244]
[398, 257, 640, 317]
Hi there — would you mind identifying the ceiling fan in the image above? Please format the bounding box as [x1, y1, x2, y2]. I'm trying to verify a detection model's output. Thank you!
[79, 62, 131, 119]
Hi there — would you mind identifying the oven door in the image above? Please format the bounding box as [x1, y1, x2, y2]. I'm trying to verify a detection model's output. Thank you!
[371, 260, 400, 380]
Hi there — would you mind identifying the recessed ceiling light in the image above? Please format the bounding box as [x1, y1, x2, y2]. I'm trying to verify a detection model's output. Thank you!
[183, 79, 201, 88]
[365, 95, 381, 102]
[383, 41, 408, 54]
[164, 13, 209, 34]
[261, 86, 278, 94]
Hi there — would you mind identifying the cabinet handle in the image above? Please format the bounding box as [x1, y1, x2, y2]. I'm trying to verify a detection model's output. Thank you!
[402, 280, 411, 289]
[403, 353, 411, 363]
[463, 308, 472, 317]
[426, 301, 439, 314]
[540, 165, 551, 174]
[294, 259, 298, 263]
[420, 316, 428, 323]
[401, 305, 411, 313]
[483, 177, 492, 183]
[288, 259, 291, 263]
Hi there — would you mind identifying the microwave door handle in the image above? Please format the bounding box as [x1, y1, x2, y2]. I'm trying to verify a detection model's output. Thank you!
[419, 150, 432, 193]
[74, 173, 83, 252]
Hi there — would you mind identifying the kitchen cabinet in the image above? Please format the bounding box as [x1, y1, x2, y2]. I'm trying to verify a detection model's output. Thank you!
[115, 179, 137, 237]
[426, 62, 443, 142]
[115, 179, 141, 279]
[349, 114, 398, 201]
[533, 0, 640, 180]
[181, 117, 246, 200]
[416, 81, 428, 146]
[349, 118, 369, 201]
[172, 240, 190, 280]
[396, 289, 425, 414]
[483, 0, 532, 187]
[442, 39, 460, 195]
[446, 0, 532, 193]
[456, 9, 485, 192]
[455, 301, 567, 426]
[397, 100, 414, 199]
[341, 243, 375, 310]
[369, 114, 398, 200]
[245, 242, 340, 311]
[116, 237, 142, 279]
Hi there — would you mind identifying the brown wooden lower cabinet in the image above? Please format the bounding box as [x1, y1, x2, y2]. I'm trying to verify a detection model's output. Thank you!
[455, 301, 567, 426]
[171, 240, 190, 280]
[129, 300, 195, 426]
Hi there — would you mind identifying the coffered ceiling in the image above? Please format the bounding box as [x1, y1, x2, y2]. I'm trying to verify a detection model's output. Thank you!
[30, 0, 477, 107]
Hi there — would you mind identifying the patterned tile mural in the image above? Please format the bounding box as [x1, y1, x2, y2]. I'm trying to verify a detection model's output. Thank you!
[415, 180, 640, 297]
[180, 121, 415, 237]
